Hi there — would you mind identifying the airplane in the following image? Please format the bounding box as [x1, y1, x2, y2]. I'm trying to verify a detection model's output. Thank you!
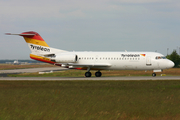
[6, 31, 174, 77]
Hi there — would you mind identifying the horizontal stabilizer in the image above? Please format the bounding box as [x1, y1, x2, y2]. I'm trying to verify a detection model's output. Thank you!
[5, 33, 35, 37]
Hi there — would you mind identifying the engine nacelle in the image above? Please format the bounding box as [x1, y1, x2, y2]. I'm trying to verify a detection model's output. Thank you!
[51, 54, 78, 63]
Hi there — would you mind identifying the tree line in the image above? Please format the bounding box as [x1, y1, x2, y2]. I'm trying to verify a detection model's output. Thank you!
[166, 50, 180, 68]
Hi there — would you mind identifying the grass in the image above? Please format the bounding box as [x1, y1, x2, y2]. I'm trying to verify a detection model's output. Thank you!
[8, 68, 180, 77]
[0, 80, 180, 120]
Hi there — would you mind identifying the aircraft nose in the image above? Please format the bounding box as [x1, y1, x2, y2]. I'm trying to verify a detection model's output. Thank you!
[168, 60, 174, 68]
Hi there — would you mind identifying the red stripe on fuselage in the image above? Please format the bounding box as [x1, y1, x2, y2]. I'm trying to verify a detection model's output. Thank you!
[73, 67, 104, 70]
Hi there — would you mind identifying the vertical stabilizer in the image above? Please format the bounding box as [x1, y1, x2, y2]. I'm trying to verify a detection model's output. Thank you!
[6, 31, 67, 64]
[6, 31, 66, 54]
[21, 31, 50, 54]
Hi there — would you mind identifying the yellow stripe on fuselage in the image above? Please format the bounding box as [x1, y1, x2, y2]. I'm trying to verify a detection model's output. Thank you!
[24, 37, 49, 47]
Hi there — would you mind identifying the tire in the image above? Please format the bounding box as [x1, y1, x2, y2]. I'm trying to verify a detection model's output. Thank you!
[152, 73, 156, 77]
[85, 72, 92, 77]
[95, 72, 102, 77]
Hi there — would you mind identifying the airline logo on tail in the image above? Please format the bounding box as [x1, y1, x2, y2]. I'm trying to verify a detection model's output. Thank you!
[30, 45, 50, 52]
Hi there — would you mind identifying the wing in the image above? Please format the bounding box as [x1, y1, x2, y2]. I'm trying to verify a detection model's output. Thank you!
[61, 63, 111, 69]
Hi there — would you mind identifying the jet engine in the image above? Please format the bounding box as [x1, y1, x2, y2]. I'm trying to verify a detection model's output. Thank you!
[51, 54, 78, 63]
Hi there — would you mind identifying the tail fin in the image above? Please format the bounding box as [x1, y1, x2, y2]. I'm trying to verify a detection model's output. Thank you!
[19, 31, 50, 54]
[6, 31, 66, 55]
[21, 31, 49, 48]
[6, 31, 67, 64]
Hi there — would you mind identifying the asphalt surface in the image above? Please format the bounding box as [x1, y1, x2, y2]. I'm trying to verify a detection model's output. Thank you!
[0, 67, 67, 74]
[0, 67, 68, 77]
[0, 67, 180, 80]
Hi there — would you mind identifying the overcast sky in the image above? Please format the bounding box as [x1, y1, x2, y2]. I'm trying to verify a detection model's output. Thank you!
[1, 0, 180, 59]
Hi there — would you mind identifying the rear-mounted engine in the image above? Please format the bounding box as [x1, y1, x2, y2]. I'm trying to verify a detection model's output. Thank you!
[51, 54, 78, 63]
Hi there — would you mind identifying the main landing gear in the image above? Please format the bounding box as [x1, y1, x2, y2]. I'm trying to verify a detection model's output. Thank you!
[95, 71, 102, 77]
[85, 71, 102, 77]
[85, 72, 92, 77]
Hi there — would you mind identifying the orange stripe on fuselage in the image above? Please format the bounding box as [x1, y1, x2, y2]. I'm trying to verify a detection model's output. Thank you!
[30, 54, 54, 64]
[24, 37, 49, 47]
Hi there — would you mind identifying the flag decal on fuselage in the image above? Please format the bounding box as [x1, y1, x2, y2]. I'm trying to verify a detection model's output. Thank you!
[140, 54, 146, 57]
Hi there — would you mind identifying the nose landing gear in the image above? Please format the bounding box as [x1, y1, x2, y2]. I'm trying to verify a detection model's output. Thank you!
[152, 73, 156, 77]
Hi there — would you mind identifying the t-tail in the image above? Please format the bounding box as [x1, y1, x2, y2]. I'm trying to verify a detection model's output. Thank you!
[6, 31, 66, 64]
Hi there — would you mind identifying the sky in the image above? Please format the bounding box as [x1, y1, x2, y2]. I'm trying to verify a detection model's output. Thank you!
[0, 0, 180, 59]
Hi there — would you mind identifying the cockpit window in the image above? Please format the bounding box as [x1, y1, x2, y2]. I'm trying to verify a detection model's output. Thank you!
[155, 56, 166, 59]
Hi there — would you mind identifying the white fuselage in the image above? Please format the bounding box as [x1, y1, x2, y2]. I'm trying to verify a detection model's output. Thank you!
[56, 51, 174, 71]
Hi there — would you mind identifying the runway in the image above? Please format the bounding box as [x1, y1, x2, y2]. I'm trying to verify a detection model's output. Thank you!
[0, 67, 180, 80]
[0, 67, 67, 74]
[0, 76, 180, 81]
[0, 67, 68, 77]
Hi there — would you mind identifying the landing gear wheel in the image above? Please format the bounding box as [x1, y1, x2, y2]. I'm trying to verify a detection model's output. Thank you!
[95, 72, 102, 77]
[152, 73, 156, 77]
[85, 72, 92, 77]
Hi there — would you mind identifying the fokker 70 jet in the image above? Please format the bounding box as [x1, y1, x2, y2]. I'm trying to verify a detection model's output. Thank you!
[6, 31, 174, 77]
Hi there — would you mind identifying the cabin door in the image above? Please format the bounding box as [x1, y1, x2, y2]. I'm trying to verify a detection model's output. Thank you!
[146, 56, 152, 66]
